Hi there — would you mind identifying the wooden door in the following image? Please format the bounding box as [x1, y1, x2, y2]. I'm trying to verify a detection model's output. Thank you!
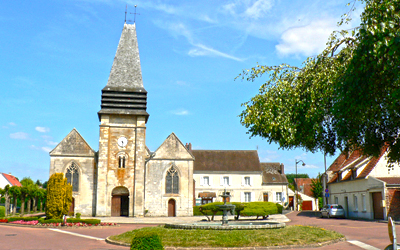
[372, 192, 384, 220]
[264, 193, 269, 202]
[168, 199, 176, 217]
[120, 196, 129, 216]
[111, 196, 121, 216]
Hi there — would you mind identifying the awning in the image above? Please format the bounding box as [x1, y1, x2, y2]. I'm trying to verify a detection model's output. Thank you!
[198, 192, 216, 198]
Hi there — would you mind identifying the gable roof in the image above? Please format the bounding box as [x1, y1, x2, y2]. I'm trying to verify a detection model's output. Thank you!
[49, 128, 96, 157]
[2, 173, 22, 187]
[152, 133, 194, 160]
[328, 145, 389, 183]
[261, 163, 288, 184]
[192, 150, 260, 172]
[294, 178, 313, 197]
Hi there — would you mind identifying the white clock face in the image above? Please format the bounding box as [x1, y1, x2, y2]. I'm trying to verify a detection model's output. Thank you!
[117, 137, 128, 147]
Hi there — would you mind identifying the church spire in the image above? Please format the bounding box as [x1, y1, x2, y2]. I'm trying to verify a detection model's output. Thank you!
[98, 23, 149, 121]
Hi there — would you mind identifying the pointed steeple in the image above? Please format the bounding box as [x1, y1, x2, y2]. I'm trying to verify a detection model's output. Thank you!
[98, 23, 149, 121]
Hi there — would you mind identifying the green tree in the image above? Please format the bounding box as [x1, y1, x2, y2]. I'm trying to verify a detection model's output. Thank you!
[8, 186, 21, 215]
[310, 174, 323, 209]
[0, 185, 10, 216]
[46, 173, 72, 219]
[237, 0, 400, 163]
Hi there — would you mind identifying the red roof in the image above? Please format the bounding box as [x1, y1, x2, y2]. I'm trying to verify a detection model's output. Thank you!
[376, 177, 400, 185]
[295, 178, 314, 197]
[2, 173, 22, 187]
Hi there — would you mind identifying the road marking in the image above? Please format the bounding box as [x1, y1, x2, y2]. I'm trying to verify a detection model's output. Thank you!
[48, 228, 105, 241]
[348, 240, 380, 250]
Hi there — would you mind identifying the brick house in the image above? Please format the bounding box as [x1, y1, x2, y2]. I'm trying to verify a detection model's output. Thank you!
[326, 146, 400, 220]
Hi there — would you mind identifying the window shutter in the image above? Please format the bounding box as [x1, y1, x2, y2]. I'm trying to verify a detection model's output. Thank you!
[241, 192, 244, 202]
[282, 191, 286, 203]
[250, 176, 253, 186]
[200, 176, 204, 186]
[209, 176, 213, 186]
[241, 176, 245, 186]
[228, 176, 231, 186]
[272, 192, 276, 202]
[220, 176, 223, 186]
[251, 192, 255, 202]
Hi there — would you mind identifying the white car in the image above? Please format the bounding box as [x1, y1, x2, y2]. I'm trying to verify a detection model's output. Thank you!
[320, 204, 345, 218]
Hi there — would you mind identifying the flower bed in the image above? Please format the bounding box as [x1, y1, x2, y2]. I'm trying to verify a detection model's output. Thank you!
[0, 217, 117, 227]
[0, 219, 8, 223]
[10, 220, 39, 225]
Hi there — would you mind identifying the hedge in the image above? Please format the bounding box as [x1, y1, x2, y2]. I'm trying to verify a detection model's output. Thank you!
[131, 231, 164, 250]
[38, 218, 101, 224]
[8, 217, 40, 222]
[241, 202, 281, 219]
[0, 206, 5, 218]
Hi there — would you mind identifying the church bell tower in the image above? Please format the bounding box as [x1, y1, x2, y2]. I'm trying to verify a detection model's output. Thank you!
[96, 23, 149, 217]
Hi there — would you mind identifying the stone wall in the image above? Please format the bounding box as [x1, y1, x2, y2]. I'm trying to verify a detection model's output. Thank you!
[386, 188, 400, 220]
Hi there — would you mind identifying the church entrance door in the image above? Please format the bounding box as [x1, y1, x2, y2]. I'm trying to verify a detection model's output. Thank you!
[168, 199, 176, 217]
[111, 187, 129, 217]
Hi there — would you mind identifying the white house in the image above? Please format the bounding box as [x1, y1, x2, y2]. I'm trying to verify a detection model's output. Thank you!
[327, 146, 400, 220]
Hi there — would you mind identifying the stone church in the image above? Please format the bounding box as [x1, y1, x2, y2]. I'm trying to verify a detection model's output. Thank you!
[49, 23, 194, 217]
[49, 23, 289, 217]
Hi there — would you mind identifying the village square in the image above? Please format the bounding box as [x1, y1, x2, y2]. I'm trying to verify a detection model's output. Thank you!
[1, 0, 400, 249]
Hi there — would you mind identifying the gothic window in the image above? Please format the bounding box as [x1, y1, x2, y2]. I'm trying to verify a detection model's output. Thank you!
[165, 166, 179, 194]
[66, 163, 79, 192]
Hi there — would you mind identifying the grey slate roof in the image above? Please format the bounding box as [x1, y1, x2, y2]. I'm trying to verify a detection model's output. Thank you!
[261, 162, 288, 184]
[98, 23, 149, 120]
[192, 150, 261, 172]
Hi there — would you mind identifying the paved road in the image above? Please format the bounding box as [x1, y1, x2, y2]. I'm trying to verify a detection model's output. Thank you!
[0, 213, 399, 249]
[0, 223, 156, 249]
[285, 211, 399, 250]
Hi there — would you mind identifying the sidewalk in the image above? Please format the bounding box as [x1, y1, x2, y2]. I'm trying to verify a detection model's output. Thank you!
[82, 214, 290, 224]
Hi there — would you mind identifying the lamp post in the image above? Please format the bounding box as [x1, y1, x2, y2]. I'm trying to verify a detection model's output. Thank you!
[295, 159, 306, 211]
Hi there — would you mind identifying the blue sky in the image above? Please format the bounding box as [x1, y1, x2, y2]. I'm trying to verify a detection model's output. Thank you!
[0, 0, 362, 182]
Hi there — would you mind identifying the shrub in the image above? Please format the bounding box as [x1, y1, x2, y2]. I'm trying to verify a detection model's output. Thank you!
[131, 231, 164, 250]
[230, 202, 245, 220]
[76, 213, 81, 219]
[198, 202, 224, 221]
[276, 203, 283, 214]
[46, 173, 72, 219]
[0, 206, 5, 218]
[8, 217, 39, 222]
[241, 202, 279, 219]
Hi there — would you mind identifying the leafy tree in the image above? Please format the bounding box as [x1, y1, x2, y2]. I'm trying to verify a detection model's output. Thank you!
[237, 0, 400, 163]
[46, 173, 72, 219]
[0, 185, 10, 216]
[8, 186, 21, 215]
[310, 174, 323, 210]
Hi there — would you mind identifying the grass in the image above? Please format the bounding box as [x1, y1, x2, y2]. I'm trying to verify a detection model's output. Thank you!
[109, 225, 343, 248]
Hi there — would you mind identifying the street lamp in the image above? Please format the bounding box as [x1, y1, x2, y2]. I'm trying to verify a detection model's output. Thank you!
[295, 159, 306, 211]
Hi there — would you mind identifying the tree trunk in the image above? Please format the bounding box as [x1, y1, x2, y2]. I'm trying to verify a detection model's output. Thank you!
[12, 196, 17, 215]
[33, 197, 37, 213]
[20, 195, 25, 215]
[4, 194, 9, 216]
[27, 198, 31, 214]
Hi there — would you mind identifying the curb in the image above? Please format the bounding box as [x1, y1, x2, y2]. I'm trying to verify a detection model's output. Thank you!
[105, 237, 347, 249]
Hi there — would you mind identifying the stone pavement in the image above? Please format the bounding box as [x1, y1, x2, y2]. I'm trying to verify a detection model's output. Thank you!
[82, 214, 290, 224]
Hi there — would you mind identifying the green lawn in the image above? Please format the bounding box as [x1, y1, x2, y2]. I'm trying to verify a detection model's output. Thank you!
[109, 225, 344, 248]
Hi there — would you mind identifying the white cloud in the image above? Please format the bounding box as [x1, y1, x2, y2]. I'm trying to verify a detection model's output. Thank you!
[9, 122, 16, 126]
[188, 44, 244, 61]
[170, 109, 190, 116]
[243, 0, 274, 19]
[259, 149, 280, 162]
[10, 132, 29, 140]
[46, 141, 58, 146]
[35, 126, 50, 133]
[275, 19, 337, 57]
[41, 147, 52, 153]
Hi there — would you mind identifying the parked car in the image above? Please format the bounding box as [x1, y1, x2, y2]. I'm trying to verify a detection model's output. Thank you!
[320, 204, 345, 218]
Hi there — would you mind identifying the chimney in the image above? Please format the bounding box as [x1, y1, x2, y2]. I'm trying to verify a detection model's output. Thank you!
[280, 164, 284, 175]
[189, 143, 192, 151]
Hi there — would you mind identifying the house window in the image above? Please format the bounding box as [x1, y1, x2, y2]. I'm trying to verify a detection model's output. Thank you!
[276, 192, 282, 202]
[118, 155, 126, 168]
[354, 195, 358, 211]
[66, 163, 79, 192]
[166, 166, 179, 194]
[245, 192, 251, 202]
[244, 177, 251, 186]
[203, 176, 210, 186]
[351, 170, 357, 180]
[222, 176, 229, 186]
[362, 194, 366, 211]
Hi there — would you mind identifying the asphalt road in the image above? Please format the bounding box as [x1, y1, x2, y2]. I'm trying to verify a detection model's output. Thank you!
[285, 211, 399, 250]
[0, 213, 398, 249]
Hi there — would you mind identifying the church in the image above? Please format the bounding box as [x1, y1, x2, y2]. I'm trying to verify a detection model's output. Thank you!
[49, 23, 288, 217]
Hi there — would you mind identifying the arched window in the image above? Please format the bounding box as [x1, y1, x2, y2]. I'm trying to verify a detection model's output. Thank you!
[66, 163, 79, 192]
[165, 166, 179, 194]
